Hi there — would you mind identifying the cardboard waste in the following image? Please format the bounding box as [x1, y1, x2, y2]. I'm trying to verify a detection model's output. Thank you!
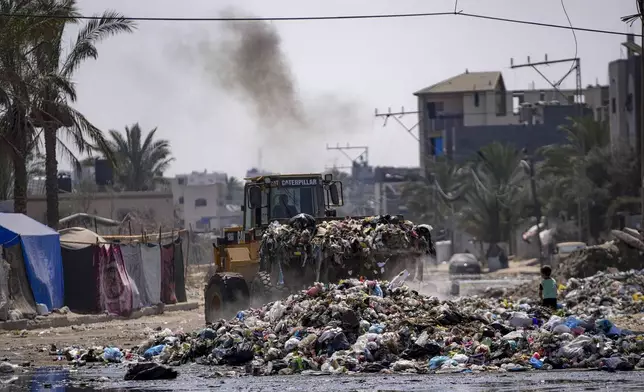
[55, 277, 644, 374]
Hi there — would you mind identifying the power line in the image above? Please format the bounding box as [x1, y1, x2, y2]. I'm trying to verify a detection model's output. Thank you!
[559, 0, 579, 84]
[0, 10, 637, 37]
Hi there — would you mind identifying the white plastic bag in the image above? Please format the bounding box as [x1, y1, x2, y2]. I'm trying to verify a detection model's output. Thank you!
[508, 312, 532, 328]
[388, 270, 410, 290]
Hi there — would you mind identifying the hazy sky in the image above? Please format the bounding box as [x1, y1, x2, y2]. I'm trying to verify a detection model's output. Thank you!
[69, 0, 637, 178]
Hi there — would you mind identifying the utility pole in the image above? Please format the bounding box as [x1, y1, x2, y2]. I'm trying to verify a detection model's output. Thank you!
[521, 154, 544, 267]
[511, 54, 587, 242]
[374, 107, 420, 141]
[326, 143, 370, 215]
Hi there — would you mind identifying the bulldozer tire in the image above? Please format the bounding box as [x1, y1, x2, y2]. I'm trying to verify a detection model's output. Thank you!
[204, 273, 249, 324]
[249, 271, 289, 308]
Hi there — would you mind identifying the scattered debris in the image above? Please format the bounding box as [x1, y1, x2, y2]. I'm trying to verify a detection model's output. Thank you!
[54, 278, 644, 374]
[124, 363, 178, 380]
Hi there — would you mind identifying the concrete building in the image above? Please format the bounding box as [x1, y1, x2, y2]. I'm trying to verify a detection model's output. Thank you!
[170, 171, 242, 232]
[0, 191, 175, 232]
[608, 34, 642, 148]
[415, 70, 607, 171]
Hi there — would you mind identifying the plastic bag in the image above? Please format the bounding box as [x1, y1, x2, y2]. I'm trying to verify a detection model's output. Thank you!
[269, 301, 286, 323]
[388, 270, 410, 290]
[552, 324, 572, 335]
[544, 315, 564, 330]
[452, 354, 468, 363]
[508, 312, 532, 328]
[429, 355, 451, 370]
[144, 345, 165, 359]
[285, 337, 300, 351]
[529, 357, 543, 369]
[563, 317, 582, 329]
[103, 347, 123, 362]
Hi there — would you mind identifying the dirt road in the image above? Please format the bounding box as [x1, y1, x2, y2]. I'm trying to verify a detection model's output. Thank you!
[0, 307, 206, 367]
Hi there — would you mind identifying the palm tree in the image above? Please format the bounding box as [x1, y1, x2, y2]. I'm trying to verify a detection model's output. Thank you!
[225, 176, 243, 203]
[0, 0, 59, 214]
[401, 158, 467, 227]
[459, 142, 528, 246]
[30, 4, 135, 228]
[0, 148, 45, 201]
[101, 123, 174, 191]
[0, 1, 133, 220]
[538, 117, 610, 240]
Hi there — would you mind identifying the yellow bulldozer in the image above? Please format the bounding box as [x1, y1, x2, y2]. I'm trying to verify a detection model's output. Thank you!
[204, 172, 428, 323]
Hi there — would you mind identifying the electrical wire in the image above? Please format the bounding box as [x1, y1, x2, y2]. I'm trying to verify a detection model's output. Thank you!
[560, 0, 578, 88]
[0, 10, 637, 37]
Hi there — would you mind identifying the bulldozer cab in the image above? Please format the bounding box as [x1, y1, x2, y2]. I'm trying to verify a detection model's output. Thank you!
[212, 173, 343, 279]
[244, 173, 344, 231]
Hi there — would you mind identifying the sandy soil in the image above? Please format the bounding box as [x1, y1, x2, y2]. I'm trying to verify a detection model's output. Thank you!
[0, 307, 206, 367]
[0, 265, 212, 368]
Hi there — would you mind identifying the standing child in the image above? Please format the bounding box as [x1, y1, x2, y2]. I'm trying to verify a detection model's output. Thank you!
[539, 265, 558, 309]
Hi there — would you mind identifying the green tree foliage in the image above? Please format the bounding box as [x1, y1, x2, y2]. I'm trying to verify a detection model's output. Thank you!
[0, 0, 134, 227]
[102, 123, 174, 191]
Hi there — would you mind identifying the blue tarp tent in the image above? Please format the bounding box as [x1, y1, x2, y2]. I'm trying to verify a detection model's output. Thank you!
[0, 213, 64, 310]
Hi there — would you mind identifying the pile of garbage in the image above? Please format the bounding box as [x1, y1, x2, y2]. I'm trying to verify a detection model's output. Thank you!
[259, 214, 434, 280]
[57, 275, 644, 374]
[502, 269, 644, 318]
[498, 228, 644, 310]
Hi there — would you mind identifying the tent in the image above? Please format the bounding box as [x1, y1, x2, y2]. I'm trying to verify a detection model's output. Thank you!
[0, 213, 64, 310]
[59, 228, 104, 313]
[60, 227, 137, 315]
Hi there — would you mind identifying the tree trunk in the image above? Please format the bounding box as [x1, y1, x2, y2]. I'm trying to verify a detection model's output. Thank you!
[44, 124, 59, 229]
[12, 129, 28, 214]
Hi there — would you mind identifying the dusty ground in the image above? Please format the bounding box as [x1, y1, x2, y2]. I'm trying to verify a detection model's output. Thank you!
[0, 307, 206, 367]
[0, 265, 212, 368]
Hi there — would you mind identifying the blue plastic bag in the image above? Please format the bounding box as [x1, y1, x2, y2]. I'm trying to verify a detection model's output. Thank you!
[103, 347, 123, 362]
[564, 316, 581, 329]
[368, 324, 385, 334]
[373, 284, 383, 297]
[144, 345, 165, 359]
[529, 357, 543, 369]
[429, 356, 451, 370]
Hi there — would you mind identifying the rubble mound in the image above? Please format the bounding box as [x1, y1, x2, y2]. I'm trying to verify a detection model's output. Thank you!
[557, 230, 643, 280]
[58, 279, 644, 374]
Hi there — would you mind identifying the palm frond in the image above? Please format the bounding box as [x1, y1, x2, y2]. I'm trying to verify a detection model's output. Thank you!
[61, 10, 136, 77]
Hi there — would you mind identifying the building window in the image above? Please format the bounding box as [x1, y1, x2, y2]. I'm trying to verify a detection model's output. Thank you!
[178, 177, 186, 185]
[495, 90, 507, 116]
[195, 219, 210, 231]
[474, 93, 480, 107]
[626, 93, 633, 112]
[426, 101, 444, 119]
[178, 196, 184, 205]
[195, 198, 207, 207]
[612, 98, 616, 114]
[539, 91, 545, 101]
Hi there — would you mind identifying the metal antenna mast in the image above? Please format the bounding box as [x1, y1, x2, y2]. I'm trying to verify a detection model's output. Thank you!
[325, 143, 369, 169]
[374, 107, 420, 141]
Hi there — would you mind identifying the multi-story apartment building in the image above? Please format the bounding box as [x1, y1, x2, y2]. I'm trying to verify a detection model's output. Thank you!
[414, 70, 607, 171]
